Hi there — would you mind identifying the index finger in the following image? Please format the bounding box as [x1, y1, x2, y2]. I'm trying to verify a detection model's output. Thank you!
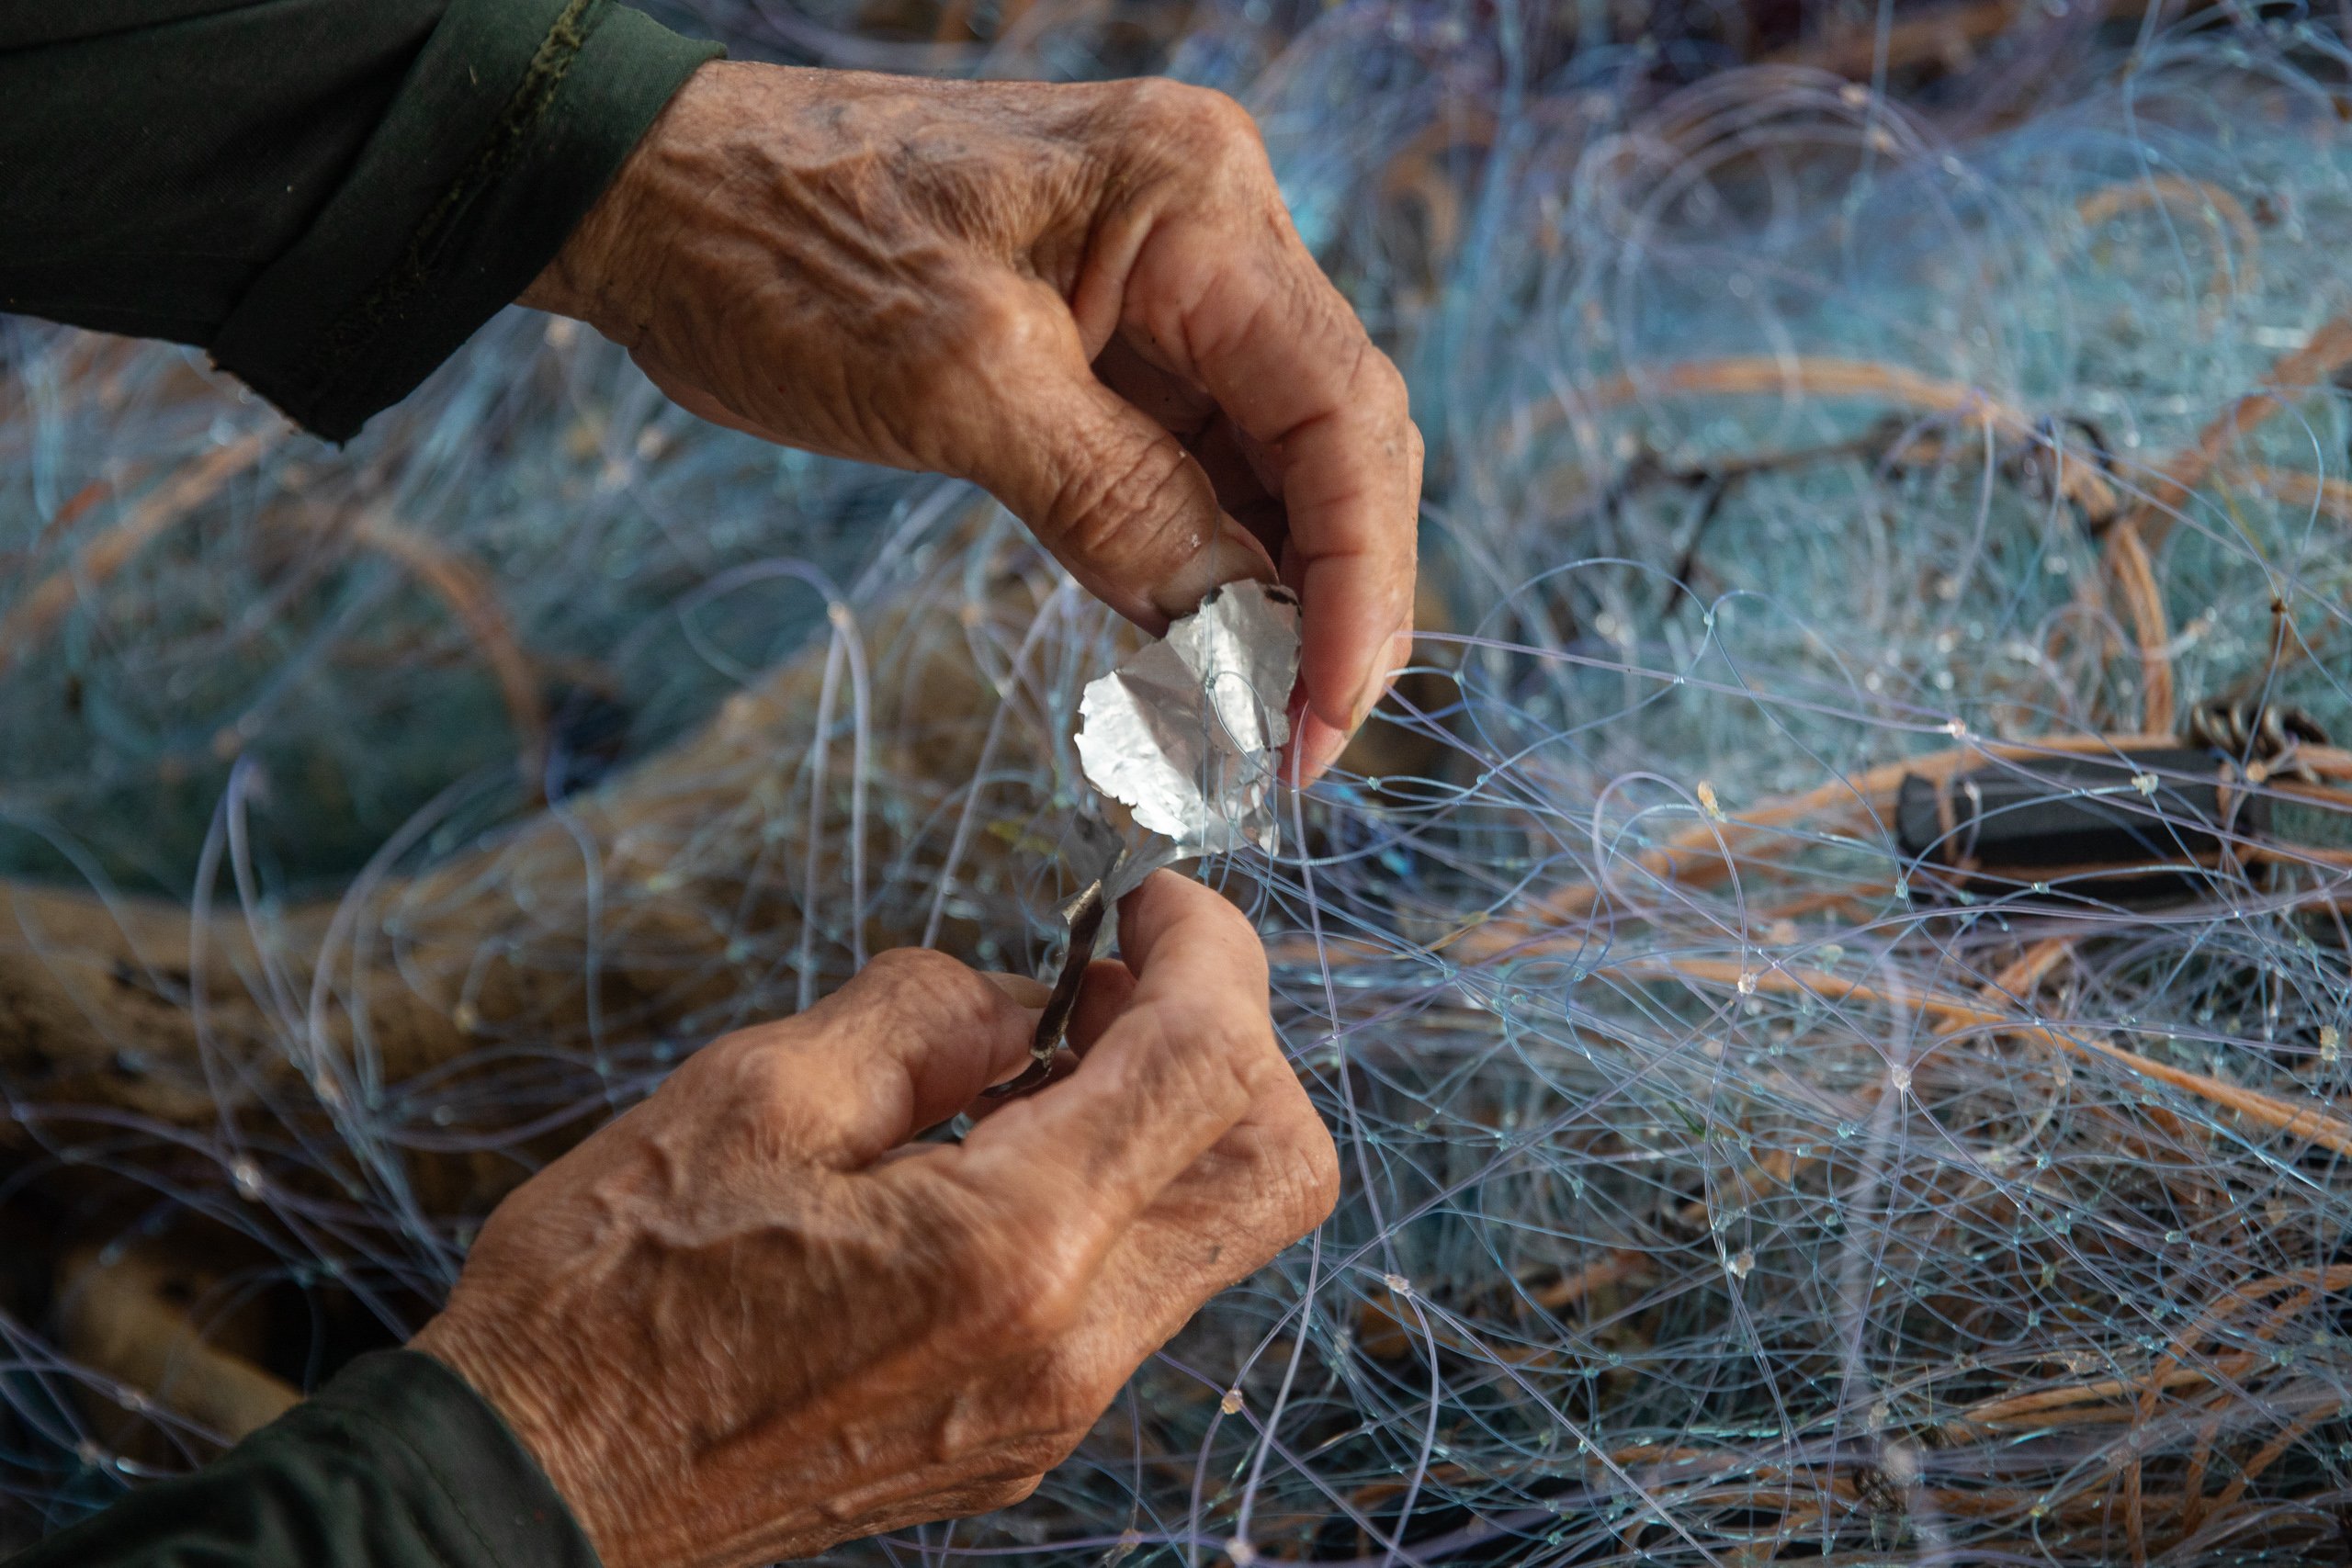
[1133, 184, 1421, 769]
[947, 871, 1284, 1232]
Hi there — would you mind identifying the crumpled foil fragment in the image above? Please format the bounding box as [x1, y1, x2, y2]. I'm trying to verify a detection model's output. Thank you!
[1074, 581, 1302, 883]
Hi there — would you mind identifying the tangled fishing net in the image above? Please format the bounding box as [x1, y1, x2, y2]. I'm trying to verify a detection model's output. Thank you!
[9, 2, 2352, 1562]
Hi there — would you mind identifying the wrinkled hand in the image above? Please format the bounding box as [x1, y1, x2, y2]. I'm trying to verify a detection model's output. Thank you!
[410, 873, 1337, 1568]
[523, 62, 1420, 778]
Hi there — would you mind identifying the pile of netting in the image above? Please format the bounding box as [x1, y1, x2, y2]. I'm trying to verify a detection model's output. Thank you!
[9, 1, 2352, 1562]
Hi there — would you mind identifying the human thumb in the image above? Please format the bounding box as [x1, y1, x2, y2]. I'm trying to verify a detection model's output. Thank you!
[964, 348, 1277, 630]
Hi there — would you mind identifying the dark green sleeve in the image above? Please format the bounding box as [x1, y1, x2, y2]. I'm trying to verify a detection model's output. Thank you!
[5, 1349, 602, 1568]
[0, 0, 721, 440]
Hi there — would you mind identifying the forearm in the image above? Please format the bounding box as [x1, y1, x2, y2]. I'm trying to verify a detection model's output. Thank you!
[0, 0, 718, 439]
[5, 1351, 599, 1568]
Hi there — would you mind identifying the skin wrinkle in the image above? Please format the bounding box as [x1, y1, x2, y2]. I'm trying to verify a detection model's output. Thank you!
[518, 61, 1415, 768]
[413, 57, 1398, 1568]
[1069, 193, 1156, 354]
[1047, 425, 1201, 567]
[802, 196, 940, 321]
[906, 1156, 1102, 1324]
[605, 140, 732, 352]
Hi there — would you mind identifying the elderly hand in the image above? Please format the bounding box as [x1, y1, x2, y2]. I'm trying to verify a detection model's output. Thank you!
[409, 873, 1337, 1568]
[522, 62, 1420, 779]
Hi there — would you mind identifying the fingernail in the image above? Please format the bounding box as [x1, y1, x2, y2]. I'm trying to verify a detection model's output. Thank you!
[1293, 710, 1351, 784]
[1350, 626, 1417, 730]
[1148, 516, 1278, 623]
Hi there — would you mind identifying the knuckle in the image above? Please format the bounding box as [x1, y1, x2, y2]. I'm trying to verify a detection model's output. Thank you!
[1124, 81, 1267, 182]
[997, 1253, 1091, 1346]
[1297, 1114, 1342, 1225]
[689, 1022, 769, 1077]
[1163, 1010, 1265, 1125]
[935, 283, 1048, 373]
[1229, 1079, 1340, 1238]
[862, 944, 962, 985]
[967, 1224, 1091, 1347]
[1193, 88, 1266, 154]
[1133, 977, 1267, 1102]
[1352, 344, 1412, 415]
[1214, 992, 1276, 1058]
[688, 1021, 797, 1100]
[1049, 434, 1204, 563]
[851, 947, 994, 1025]
[1133, 79, 1255, 141]
[1168, 885, 1270, 978]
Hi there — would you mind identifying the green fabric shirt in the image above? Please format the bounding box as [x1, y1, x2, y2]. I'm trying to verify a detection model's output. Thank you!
[6, 1351, 602, 1568]
[0, 0, 721, 438]
[4, 2, 716, 1559]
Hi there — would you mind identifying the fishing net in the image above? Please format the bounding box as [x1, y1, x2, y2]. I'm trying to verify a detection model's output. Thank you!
[8, 3, 2352, 1562]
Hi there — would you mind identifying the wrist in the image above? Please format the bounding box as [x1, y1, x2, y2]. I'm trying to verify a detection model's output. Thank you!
[411, 1313, 632, 1560]
[515, 231, 609, 324]
[519, 58, 740, 334]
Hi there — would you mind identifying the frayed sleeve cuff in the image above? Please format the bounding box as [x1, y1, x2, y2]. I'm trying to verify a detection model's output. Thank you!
[212, 0, 718, 440]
